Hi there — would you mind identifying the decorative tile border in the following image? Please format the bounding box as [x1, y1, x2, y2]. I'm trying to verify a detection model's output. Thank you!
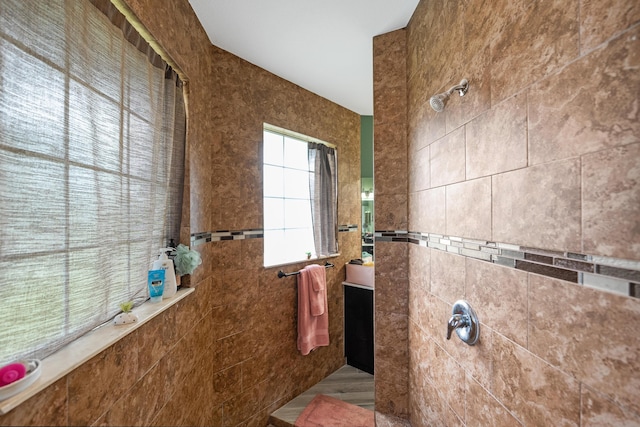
[190, 229, 264, 246]
[376, 230, 640, 299]
[191, 224, 359, 246]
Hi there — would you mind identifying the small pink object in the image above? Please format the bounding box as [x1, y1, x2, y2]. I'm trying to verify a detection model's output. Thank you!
[0, 363, 26, 387]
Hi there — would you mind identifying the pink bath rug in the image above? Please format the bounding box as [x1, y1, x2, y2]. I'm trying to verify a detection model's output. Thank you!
[294, 394, 374, 427]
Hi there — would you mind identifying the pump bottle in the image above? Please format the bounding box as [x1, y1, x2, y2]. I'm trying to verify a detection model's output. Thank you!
[151, 248, 177, 298]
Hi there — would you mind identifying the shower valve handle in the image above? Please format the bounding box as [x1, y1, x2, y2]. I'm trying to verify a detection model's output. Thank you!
[446, 313, 469, 340]
[445, 300, 480, 345]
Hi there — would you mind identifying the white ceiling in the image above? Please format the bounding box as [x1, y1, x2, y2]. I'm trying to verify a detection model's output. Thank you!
[188, 0, 419, 115]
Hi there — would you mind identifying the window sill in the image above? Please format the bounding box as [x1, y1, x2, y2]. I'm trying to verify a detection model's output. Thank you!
[0, 287, 195, 415]
[264, 253, 340, 269]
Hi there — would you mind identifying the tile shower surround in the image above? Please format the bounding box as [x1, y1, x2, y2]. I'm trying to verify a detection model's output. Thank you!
[373, 1, 640, 422]
[376, 230, 639, 298]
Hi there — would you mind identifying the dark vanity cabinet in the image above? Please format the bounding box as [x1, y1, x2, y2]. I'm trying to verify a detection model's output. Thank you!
[344, 284, 374, 374]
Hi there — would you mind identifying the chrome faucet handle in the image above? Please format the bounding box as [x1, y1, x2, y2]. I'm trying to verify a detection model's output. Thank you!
[446, 313, 467, 340]
[446, 300, 480, 345]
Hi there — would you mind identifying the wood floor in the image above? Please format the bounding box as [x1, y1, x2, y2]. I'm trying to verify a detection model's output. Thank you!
[268, 364, 374, 427]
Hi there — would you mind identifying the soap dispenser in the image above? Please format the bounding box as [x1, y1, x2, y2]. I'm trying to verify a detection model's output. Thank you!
[151, 248, 177, 298]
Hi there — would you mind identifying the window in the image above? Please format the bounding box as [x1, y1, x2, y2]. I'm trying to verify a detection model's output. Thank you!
[0, 0, 185, 365]
[263, 125, 338, 266]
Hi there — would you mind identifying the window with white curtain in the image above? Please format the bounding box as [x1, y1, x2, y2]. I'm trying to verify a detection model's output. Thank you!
[0, 0, 186, 365]
[263, 125, 338, 267]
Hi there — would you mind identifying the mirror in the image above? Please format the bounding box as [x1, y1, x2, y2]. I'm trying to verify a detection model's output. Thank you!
[361, 116, 374, 260]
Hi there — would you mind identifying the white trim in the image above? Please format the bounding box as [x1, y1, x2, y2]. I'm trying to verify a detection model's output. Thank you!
[263, 123, 337, 149]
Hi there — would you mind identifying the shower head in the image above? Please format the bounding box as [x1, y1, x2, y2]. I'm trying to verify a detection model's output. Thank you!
[429, 93, 448, 112]
[429, 79, 469, 112]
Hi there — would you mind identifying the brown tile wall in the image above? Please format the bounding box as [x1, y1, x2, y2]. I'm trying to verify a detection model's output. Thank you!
[0, 0, 361, 426]
[373, 29, 409, 419]
[374, 0, 640, 425]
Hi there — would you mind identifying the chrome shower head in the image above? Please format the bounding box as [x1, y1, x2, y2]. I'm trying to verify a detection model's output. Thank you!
[429, 93, 448, 112]
[429, 79, 469, 112]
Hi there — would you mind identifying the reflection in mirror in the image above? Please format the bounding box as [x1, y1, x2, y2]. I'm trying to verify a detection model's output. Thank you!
[361, 115, 374, 261]
[361, 188, 374, 261]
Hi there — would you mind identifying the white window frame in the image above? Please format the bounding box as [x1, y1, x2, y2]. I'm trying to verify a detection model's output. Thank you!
[262, 123, 337, 267]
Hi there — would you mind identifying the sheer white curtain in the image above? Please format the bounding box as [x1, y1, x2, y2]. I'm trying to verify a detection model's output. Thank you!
[0, 0, 185, 365]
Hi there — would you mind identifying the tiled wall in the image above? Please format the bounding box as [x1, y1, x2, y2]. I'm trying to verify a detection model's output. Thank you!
[0, 0, 362, 426]
[372, 29, 410, 418]
[374, 0, 640, 425]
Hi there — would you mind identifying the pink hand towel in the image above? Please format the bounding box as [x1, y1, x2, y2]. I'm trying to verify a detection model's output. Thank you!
[307, 265, 326, 316]
[297, 264, 329, 355]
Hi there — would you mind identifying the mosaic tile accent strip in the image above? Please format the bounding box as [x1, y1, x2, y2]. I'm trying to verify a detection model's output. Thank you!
[190, 229, 263, 246]
[376, 230, 640, 299]
[191, 224, 359, 246]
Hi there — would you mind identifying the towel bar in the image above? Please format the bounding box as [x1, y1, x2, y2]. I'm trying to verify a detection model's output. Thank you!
[277, 262, 334, 278]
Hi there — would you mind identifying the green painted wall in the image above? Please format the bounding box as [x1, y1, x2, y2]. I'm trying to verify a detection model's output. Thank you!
[360, 115, 374, 180]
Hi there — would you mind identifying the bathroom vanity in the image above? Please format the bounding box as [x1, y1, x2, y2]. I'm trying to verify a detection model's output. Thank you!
[343, 282, 374, 374]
